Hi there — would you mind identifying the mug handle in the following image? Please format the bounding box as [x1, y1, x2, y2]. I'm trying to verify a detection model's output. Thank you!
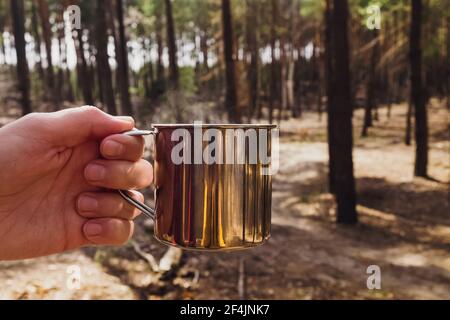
[117, 129, 156, 220]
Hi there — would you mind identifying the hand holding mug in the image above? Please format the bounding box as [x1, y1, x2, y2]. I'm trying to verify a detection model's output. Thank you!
[0, 106, 276, 260]
[0, 106, 152, 260]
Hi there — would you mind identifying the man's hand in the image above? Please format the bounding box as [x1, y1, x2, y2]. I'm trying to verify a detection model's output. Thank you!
[0, 106, 153, 260]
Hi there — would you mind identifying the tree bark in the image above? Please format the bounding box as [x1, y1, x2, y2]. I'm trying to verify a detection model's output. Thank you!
[96, 0, 117, 115]
[279, 33, 286, 123]
[410, 0, 428, 177]
[107, 2, 120, 101]
[221, 0, 239, 122]
[405, 93, 413, 145]
[315, 27, 324, 120]
[56, 7, 71, 104]
[446, 16, 449, 109]
[325, 0, 336, 194]
[58, 0, 74, 103]
[269, 0, 278, 124]
[245, 0, 260, 121]
[165, 0, 182, 122]
[165, 0, 179, 90]
[10, 0, 31, 115]
[362, 29, 379, 137]
[200, 32, 209, 72]
[56, 21, 64, 105]
[289, 0, 300, 119]
[37, 0, 58, 109]
[0, 35, 5, 65]
[155, 6, 165, 92]
[330, 0, 357, 224]
[74, 29, 94, 105]
[115, 0, 133, 116]
[144, 38, 154, 99]
[31, 1, 46, 89]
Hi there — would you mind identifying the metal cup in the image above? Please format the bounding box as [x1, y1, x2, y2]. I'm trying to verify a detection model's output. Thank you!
[119, 124, 277, 251]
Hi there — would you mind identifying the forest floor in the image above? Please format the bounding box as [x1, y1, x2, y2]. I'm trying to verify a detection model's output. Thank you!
[0, 70, 449, 299]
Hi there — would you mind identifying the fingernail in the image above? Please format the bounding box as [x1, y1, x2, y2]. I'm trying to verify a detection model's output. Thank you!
[116, 116, 134, 125]
[85, 163, 106, 181]
[84, 222, 103, 237]
[78, 195, 98, 212]
[103, 140, 123, 156]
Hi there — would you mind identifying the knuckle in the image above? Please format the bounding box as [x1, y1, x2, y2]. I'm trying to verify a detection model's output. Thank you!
[124, 202, 136, 217]
[115, 199, 125, 212]
[22, 112, 44, 124]
[119, 222, 133, 244]
[122, 162, 135, 179]
[80, 105, 102, 117]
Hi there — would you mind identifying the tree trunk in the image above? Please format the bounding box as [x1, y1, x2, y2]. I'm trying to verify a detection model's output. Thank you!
[331, 0, 357, 224]
[192, 32, 200, 88]
[315, 28, 324, 121]
[200, 33, 209, 72]
[245, 0, 260, 121]
[446, 16, 450, 109]
[165, 0, 182, 122]
[56, 25, 64, 105]
[325, 0, 336, 194]
[362, 30, 379, 137]
[37, 0, 58, 109]
[286, 0, 298, 120]
[58, 1, 75, 103]
[10, 0, 31, 115]
[56, 10, 68, 104]
[221, 0, 239, 122]
[107, 2, 120, 101]
[405, 93, 413, 145]
[146, 39, 155, 89]
[291, 0, 301, 118]
[279, 35, 286, 123]
[155, 8, 165, 93]
[165, 0, 179, 90]
[96, 0, 117, 115]
[0, 34, 5, 65]
[386, 70, 393, 118]
[74, 30, 94, 105]
[269, 0, 278, 124]
[0, 37, 4, 65]
[410, 0, 428, 177]
[65, 69, 74, 102]
[143, 67, 150, 100]
[286, 59, 295, 119]
[115, 0, 133, 116]
[143, 38, 154, 100]
[31, 1, 46, 91]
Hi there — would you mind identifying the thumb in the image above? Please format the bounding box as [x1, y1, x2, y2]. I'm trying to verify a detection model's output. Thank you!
[33, 106, 135, 147]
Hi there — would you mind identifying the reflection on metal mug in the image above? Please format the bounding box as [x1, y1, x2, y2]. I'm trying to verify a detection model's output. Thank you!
[118, 123, 278, 251]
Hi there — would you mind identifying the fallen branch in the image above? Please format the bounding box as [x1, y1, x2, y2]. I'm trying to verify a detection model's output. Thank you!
[159, 247, 183, 272]
[130, 240, 160, 273]
[238, 257, 247, 300]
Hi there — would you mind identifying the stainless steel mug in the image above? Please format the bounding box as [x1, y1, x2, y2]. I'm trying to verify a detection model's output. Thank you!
[118, 124, 277, 251]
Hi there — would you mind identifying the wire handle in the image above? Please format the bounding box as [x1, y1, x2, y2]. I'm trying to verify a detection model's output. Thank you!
[118, 129, 156, 220]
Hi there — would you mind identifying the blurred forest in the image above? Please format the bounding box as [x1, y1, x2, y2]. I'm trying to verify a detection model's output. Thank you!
[0, 0, 449, 299]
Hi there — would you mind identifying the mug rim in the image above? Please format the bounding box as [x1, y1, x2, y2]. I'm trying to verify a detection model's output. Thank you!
[151, 123, 277, 129]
